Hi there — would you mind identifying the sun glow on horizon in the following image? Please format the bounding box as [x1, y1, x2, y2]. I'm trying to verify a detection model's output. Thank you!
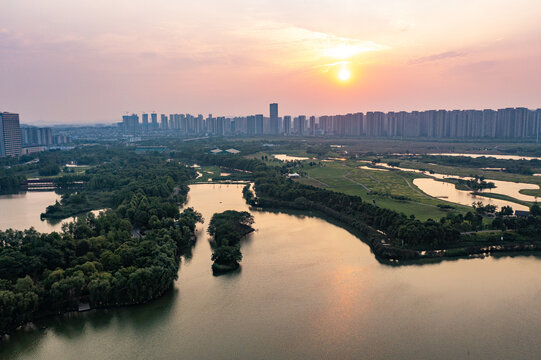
[338, 65, 351, 82]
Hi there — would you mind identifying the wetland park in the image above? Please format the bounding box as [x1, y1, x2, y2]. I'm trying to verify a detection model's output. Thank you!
[2, 138, 541, 359]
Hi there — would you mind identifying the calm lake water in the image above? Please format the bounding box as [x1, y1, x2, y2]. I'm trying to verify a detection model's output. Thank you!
[273, 154, 311, 161]
[395, 153, 541, 161]
[413, 178, 531, 211]
[0, 192, 106, 233]
[426, 153, 541, 161]
[3, 184, 541, 359]
[358, 165, 389, 171]
[0, 192, 64, 232]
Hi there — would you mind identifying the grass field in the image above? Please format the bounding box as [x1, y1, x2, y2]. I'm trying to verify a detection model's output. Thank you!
[519, 188, 541, 197]
[239, 142, 541, 220]
[295, 160, 472, 221]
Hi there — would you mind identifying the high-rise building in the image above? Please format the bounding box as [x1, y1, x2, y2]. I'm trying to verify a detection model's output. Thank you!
[294, 115, 306, 135]
[309, 116, 316, 135]
[122, 114, 140, 134]
[247, 116, 256, 135]
[21, 126, 53, 146]
[174, 114, 181, 130]
[255, 114, 264, 135]
[283, 116, 291, 135]
[142, 113, 149, 131]
[269, 103, 279, 135]
[0, 112, 23, 157]
[151, 113, 158, 129]
[160, 114, 168, 130]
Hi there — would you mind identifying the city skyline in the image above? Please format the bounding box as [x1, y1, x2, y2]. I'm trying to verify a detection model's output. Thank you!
[117, 104, 541, 140]
[2, 0, 541, 124]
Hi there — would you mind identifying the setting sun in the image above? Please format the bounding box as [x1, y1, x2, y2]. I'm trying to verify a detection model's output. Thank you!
[338, 65, 351, 82]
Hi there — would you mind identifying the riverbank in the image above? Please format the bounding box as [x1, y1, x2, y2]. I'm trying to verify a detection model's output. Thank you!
[250, 194, 541, 264]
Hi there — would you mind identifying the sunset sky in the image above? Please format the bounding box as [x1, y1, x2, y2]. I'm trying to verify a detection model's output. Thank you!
[1, 0, 540, 124]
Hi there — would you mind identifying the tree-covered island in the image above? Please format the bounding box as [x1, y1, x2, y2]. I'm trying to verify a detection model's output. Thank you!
[207, 210, 254, 274]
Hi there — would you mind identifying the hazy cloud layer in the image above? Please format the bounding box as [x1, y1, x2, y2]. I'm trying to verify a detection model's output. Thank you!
[410, 51, 466, 64]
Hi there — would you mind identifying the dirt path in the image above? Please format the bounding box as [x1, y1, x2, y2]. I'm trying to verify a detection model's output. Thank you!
[343, 170, 372, 192]
[306, 176, 330, 187]
[400, 176, 432, 199]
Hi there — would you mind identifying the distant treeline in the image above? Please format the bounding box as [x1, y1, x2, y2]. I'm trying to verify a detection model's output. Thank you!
[0, 173, 24, 194]
[416, 155, 541, 175]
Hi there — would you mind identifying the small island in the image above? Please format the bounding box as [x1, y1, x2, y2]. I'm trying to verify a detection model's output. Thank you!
[208, 210, 254, 274]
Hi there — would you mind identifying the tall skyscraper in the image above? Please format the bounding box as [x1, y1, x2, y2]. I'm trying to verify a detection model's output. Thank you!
[142, 113, 149, 132]
[283, 116, 291, 135]
[160, 114, 168, 130]
[247, 116, 256, 135]
[0, 112, 23, 157]
[269, 103, 279, 135]
[151, 113, 158, 129]
[21, 126, 53, 146]
[122, 114, 139, 134]
[294, 115, 306, 135]
[255, 114, 264, 135]
[309, 116, 316, 135]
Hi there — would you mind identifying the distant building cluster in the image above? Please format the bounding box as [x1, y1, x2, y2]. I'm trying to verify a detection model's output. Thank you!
[21, 126, 70, 147]
[0, 112, 71, 158]
[121, 104, 306, 137]
[319, 108, 541, 139]
[121, 105, 541, 140]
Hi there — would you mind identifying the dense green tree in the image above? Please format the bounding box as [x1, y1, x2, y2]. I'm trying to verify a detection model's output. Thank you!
[0, 149, 202, 335]
[208, 211, 254, 272]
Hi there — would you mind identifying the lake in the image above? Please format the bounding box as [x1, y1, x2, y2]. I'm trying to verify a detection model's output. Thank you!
[2, 184, 541, 359]
[0, 191, 107, 233]
[359, 165, 389, 171]
[0, 191, 64, 233]
[426, 153, 541, 161]
[394, 153, 541, 161]
[413, 178, 530, 211]
[272, 154, 311, 161]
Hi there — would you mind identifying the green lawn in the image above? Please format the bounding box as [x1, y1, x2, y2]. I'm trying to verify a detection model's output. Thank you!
[520, 188, 541, 197]
[296, 161, 471, 221]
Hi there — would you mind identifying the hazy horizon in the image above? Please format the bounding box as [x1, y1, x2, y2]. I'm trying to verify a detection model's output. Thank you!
[2, 0, 541, 124]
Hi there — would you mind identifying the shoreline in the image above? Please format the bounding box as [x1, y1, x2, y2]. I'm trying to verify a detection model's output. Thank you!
[250, 200, 541, 265]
